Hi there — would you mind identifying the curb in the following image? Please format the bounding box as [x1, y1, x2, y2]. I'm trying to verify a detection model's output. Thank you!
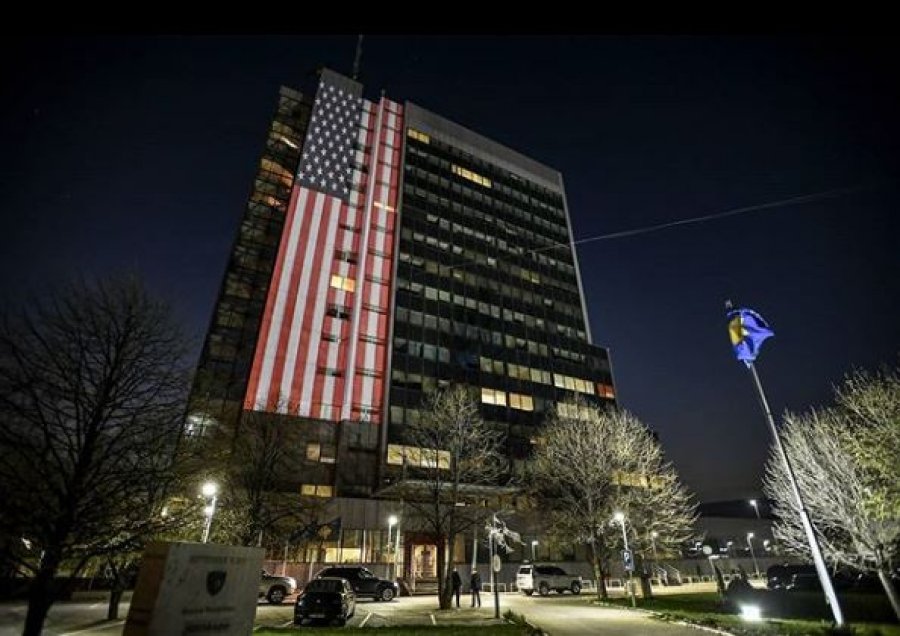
[667, 619, 735, 636]
[590, 600, 735, 636]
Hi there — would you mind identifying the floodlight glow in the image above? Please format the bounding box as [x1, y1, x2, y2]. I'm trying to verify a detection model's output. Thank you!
[613, 511, 625, 523]
[201, 482, 218, 497]
[740, 604, 762, 622]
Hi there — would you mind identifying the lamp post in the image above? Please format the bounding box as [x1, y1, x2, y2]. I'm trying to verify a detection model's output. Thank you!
[613, 512, 636, 607]
[201, 481, 218, 544]
[746, 532, 760, 579]
[531, 540, 538, 561]
[387, 515, 397, 579]
[393, 515, 401, 581]
[749, 499, 761, 519]
[726, 541, 734, 558]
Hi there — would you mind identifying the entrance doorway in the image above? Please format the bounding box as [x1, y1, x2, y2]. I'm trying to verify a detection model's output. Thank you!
[412, 544, 437, 579]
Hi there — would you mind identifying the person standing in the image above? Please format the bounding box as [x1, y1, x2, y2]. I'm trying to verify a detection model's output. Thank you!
[470, 568, 482, 607]
[451, 568, 462, 608]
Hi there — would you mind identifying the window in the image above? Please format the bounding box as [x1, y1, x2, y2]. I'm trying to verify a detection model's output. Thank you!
[306, 441, 337, 463]
[509, 393, 534, 411]
[301, 484, 334, 498]
[386, 443, 450, 469]
[335, 250, 358, 264]
[451, 164, 492, 188]
[407, 128, 431, 144]
[597, 383, 616, 399]
[327, 304, 351, 320]
[481, 387, 507, 406]
[330, 275, 356, 293]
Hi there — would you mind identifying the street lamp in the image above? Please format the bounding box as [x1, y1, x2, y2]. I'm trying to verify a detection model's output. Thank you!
[749, 499, 761, 519]
[726, 540, 734, 557]
[531, 540, 538, 561]
[387, 515, 398, 578]
[746, 532, 760, 579]
[612, 512, 636, 607]
[201, 481, 218, 543]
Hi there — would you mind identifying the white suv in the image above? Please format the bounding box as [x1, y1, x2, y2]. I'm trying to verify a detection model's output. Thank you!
[259, 570, 297, 604]
[516, 564, 582, 596]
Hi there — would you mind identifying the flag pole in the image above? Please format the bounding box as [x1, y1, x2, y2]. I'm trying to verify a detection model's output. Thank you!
[745, 360, 844, 626]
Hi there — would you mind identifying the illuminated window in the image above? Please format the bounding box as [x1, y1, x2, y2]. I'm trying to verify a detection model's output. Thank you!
[330, 275, 356, 293]
[301, 484, 334, 498]
[451, 164, 492, 188]
[509, 393, 534, 412]
[407, 128, 431, 144]
[386, 443, 450, 469]
[597, 383, 616, 399]
[306, 442, 336, 463]
[481, 387, 507, 406]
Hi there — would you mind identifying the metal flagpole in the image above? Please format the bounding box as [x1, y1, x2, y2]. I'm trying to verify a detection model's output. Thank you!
[471, 525, 478, 572]
[747, 361, 844, 626]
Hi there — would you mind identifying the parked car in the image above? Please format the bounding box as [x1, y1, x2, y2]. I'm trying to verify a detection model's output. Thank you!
[516, 564, 582, 596]
[294, 577, 356, 626]
[259, 569, 297, 604]
[316, 566, 398, 601]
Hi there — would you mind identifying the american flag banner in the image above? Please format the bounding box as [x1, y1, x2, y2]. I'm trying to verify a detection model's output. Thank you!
[245, 69, 402, 425]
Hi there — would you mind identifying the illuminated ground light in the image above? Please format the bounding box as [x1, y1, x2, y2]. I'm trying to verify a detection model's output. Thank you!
[740, 604, 763, 622]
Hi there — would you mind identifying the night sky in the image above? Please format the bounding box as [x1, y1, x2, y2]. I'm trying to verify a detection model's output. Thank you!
[2, 36, 898, 503]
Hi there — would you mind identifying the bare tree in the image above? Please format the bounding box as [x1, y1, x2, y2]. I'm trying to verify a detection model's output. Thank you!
[0, 277, 191, 635]
[763, 365, 900, 619]
[528, 398, 696, 600]
[394, 386, 507, 609]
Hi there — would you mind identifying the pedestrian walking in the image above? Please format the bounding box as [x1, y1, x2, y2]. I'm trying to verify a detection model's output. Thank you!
[470, 568, 482, 607]
[451, 567, 462, 608]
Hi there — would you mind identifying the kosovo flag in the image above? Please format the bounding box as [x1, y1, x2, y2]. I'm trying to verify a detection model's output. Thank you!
[727, 307, 774, 365]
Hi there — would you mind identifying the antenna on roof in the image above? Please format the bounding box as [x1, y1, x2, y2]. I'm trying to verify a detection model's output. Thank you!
[352, 35, 364, 81]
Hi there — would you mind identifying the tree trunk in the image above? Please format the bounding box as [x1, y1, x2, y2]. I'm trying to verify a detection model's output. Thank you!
[23, 556, 60, 636]
[637, 555, 653, 599]
[436, 537, 451, 609]
[877, 566, 900, 621]
[589, 540, 607, 600]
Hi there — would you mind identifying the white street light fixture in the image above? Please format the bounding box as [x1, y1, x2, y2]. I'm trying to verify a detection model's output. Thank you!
[749, 499, 761, 519]
[387, 515, 399, 579]
[201, 481, 218, 543]
[746, 532, 760, 579]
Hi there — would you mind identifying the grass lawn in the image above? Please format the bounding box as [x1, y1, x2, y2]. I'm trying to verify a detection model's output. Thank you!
[601, 592, 899, 636]
[256, 626, 529, 635]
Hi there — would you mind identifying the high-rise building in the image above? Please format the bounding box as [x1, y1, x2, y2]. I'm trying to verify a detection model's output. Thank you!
[188, 68, 616, 566]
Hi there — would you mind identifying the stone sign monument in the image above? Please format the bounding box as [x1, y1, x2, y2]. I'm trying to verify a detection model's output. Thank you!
[124, 542, 264, 636]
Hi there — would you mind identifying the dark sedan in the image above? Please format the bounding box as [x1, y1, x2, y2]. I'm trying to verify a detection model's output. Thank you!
[294, 577, 356, 626]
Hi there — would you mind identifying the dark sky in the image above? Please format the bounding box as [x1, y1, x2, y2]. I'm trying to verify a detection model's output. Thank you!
[2, 35, 898, 503]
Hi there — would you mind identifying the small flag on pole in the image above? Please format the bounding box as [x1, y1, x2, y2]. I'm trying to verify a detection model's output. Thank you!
[727, 306, 774, 365]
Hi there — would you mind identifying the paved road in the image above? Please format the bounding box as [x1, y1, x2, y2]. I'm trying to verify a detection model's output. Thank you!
[0, 591, 710, 635]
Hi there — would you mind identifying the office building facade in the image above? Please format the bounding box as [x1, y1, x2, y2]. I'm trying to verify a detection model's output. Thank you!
[189, 68, 616, 566]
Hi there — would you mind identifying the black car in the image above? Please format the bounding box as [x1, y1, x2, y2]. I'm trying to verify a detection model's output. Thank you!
[316, 566, 398, 601]
[294, 577, 356, 626]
